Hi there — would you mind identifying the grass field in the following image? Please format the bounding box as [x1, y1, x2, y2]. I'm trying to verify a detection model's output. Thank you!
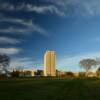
[0, 77, 100, 100]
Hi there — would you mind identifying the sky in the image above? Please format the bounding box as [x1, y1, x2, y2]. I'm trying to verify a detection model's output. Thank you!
[1, 0, 100, 71]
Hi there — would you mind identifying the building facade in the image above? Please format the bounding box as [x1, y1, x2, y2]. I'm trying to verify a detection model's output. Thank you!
[44, 51, 56, 76]
[12, 69, 37, 77]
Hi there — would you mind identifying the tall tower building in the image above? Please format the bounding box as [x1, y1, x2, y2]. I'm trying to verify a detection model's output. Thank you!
[44, 51, 56, 76]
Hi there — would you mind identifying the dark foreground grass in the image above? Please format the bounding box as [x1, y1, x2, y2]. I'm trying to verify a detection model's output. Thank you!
[0, 77, 100, 100]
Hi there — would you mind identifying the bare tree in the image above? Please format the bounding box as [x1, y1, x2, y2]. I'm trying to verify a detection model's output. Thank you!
[79, 59, 97, 75]
[95, 57, 100, 68]
[0, 54, 10, 75]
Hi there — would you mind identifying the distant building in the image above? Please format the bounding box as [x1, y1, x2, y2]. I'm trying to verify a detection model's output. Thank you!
[86, 72, 96, 77]
[44, 51, 56, 76]
[35, 70, 43, 76]
[11, 69, 37, 77]
[73, 72, 80, 77]
[96, 67, 100, 77]
[56, 70, 67, 77]
[23, 69, 37, 77]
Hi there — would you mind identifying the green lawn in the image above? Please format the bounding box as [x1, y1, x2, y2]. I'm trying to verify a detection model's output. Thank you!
[0, 77, 100, 100]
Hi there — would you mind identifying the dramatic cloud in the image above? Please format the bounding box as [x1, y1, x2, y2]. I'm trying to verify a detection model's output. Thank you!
[0, 18, 32, 26]
[49, 0, 100, 16]
[1, 1, 100, 17]
[10, 57, 35, 69]
[0, 48, 21, 55]
[0, 18, 48, 36]
[0, 37, 22, 44]
[25, 5, 65, 17]
[0, 27, 28, 34]
[0, 2, 65, 17]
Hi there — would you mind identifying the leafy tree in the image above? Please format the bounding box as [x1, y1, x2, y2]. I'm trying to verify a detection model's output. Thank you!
[79, 59, 97, 75]
[0, 54, 10, 75]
